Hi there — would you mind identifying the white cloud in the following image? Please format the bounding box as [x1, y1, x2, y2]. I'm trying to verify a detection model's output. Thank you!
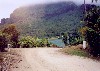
[0, 0, 100, 20]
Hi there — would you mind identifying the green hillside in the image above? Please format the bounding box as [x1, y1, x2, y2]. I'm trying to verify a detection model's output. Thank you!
[0, 2, 84, 37]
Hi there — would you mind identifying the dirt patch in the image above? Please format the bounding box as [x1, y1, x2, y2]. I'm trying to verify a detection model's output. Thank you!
[0, 49, 22, 71]
[1, 48, 100, 71]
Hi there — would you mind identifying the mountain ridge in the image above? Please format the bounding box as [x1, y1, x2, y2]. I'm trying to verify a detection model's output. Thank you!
[0, 1, 84, 37]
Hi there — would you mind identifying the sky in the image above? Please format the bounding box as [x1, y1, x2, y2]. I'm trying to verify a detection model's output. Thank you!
[0, 0, 100, 20]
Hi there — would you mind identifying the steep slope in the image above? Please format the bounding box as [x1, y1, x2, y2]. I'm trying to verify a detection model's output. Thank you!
[0, 2, 84, 37]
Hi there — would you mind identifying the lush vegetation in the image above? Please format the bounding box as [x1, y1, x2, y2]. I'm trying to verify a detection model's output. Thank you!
[0, 32, 7, 52]
[19, 36, 51, 48]
[2, 24, 20, 48]
[0, 24, 53, 50]
[60, 45, 88, 57]
[62, 32, 83, 45]
[0, 24, 19, 51]
[0, 1, 99, 59]
[61, 3, 100, 58]
[0, 2, 83, 37]
[83, 5, 100, 56]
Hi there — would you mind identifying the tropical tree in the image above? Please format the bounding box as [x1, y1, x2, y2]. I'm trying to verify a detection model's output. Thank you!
[0, 32, 7, 52]
[82, 0, 100, 56]
[2, 24, 20, 48]
[84, 0, 99, 14]
[19, 36, 33, 48]
[92, 0, 98, 2]
[84, 0, 86, 13]
[84, 5, 100, 56]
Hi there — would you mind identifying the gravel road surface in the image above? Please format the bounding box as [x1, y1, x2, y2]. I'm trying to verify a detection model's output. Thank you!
[10, 48, 100, 71]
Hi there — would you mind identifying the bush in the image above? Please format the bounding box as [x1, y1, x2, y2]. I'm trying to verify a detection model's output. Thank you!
[19, 36, 33, 48]
[62, 32, 83, 45]
[0, 33, 7, 52]
[2, 24, 19, 48]
[70, 37, 83, 45]
[83, 5, 100, 56]
[19, 36, 51, 48]
[86, 29, 100, 56]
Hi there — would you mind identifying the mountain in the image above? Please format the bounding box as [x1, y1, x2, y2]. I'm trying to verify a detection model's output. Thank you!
[0, 1, 84, 37]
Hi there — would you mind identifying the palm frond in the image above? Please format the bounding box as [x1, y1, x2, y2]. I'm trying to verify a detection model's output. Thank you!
[92, 0, 98, 2]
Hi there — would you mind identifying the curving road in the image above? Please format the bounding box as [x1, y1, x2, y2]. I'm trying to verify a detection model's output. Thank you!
[11, 48, 100, 71]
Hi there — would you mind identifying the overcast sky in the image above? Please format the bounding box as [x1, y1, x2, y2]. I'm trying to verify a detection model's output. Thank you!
[0, 0, 100, 20]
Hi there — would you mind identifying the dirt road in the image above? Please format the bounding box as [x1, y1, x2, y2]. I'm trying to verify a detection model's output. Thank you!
[10, 48, 100, 71]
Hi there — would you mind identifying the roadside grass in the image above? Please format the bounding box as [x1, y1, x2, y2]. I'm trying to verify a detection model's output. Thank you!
[61, 45, 100, 61]
[60, 45, 89, 57]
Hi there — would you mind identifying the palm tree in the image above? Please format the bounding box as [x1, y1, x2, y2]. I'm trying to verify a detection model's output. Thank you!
[83, 0, 98, 13]
[83, 0, 99, 17]
[84, 0, 86, 13]
[92, 0, 98, 2]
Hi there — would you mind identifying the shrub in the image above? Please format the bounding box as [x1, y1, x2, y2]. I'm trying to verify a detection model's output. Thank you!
[70, 37, 83, 45]
[19, 36, 33, 48]
[2, 24, 20, 48]
[83, 5, 100, 56]
[86, 29, 100, 56]
[0, 32, 7, 52]
[19, 36, 51, 48]
[62, 32, 83, 45]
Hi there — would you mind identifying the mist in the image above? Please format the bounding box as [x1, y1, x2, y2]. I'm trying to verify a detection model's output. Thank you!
[0, 0, 100, 20]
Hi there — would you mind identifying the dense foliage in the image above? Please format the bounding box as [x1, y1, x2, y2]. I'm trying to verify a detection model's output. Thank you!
[62, 32, 83, 45]
[84, 5, 100, 56]
[19, 36, 51, 48]
[0, 32, 7, 52]
[2, 24, 20, 48]
[0, 2, 83, 37]
[0, 24, 19, 51]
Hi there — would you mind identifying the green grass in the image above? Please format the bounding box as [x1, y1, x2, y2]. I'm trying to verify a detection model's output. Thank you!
[61, 45, 89, 57]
